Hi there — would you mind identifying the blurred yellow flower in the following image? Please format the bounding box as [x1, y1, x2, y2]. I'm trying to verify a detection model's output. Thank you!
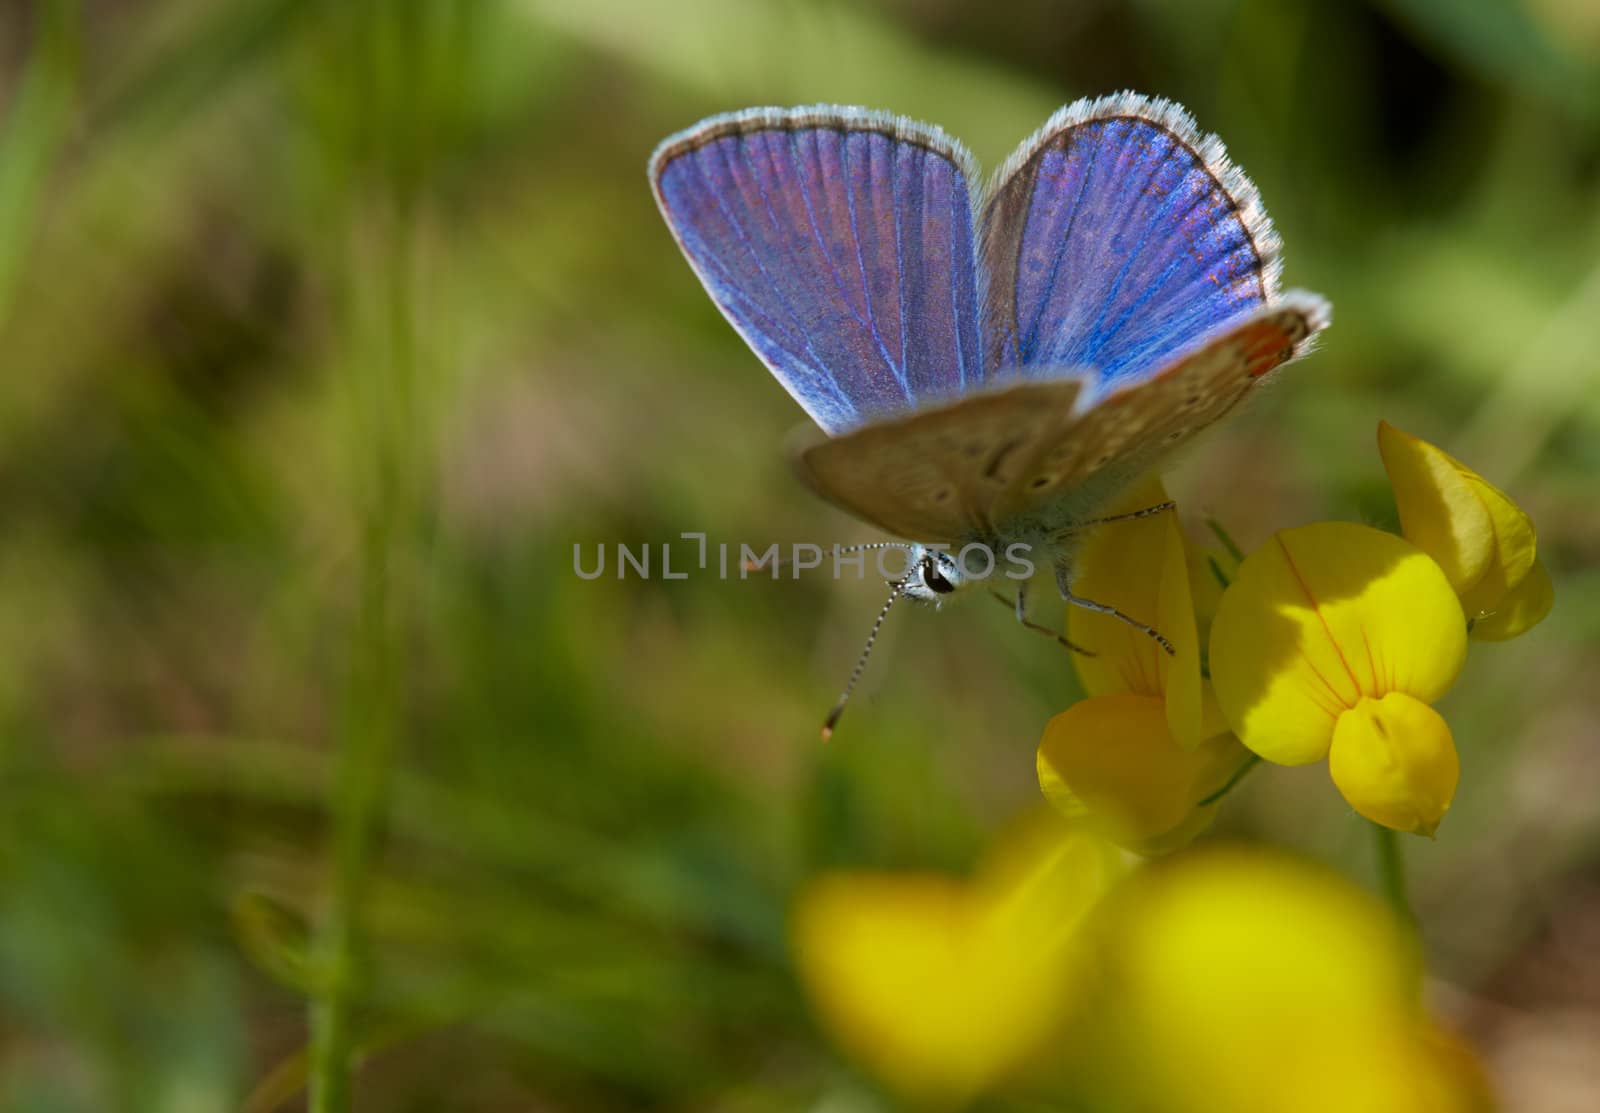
[1075, 847, 1493, 1113]
[791, 815, 1121, 1107]
[1379, 420, 1553, 640]
[1209, 522, 1467, 834]
[1037, 478, 1250, 852]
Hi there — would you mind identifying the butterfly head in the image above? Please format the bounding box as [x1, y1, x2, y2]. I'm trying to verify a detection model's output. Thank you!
[899, 545, 969, 606]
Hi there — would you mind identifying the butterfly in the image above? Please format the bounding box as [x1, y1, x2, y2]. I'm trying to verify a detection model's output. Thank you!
[649, 92, 1330, 734]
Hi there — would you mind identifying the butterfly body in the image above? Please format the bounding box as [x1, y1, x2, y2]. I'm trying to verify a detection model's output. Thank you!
[649, 93, 1330, 723]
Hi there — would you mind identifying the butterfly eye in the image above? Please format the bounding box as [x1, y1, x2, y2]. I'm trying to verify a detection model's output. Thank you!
[921, 558, 957, 595]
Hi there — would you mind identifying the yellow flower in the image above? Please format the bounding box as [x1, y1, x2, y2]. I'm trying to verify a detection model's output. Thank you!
[1209, 522, 1466, 834]
[1038, 696, 1245, 853]
[1379, 419, 1552, 640]
[1074, 847, 1493, 1113]
[1328, 692, 1458, 836]
[1037, 479, 1250, 852]
[1186, 537, 1237, 641]
[791, 815, 1121, 1107]
[1067, 477, 1209, 749]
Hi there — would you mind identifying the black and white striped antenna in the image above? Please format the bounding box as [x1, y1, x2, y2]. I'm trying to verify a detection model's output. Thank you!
[821, 580, 905, 741]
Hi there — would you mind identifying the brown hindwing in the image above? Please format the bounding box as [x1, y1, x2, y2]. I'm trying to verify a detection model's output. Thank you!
[794, 295, 1328, 543]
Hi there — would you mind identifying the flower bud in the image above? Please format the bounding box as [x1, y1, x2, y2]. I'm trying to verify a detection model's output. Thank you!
[1378, 420, 1551, 639]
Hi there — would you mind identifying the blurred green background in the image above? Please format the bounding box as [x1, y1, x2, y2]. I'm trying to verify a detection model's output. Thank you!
[1, 0, 1598, 1108]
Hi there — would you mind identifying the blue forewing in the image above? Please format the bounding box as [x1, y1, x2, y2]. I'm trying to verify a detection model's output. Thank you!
[650, 107, 986, 435]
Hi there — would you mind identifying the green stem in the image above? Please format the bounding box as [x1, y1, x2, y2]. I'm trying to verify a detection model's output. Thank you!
[305, 6, 433, 1104]
[1196, 754, 1260, 807]
[308, 185, 419, 1113]
[1372, 823, 1414, 925]
[1204, 517, 1246, 564]
[308, 515, 400, 1111]
[0, 0, 80, 324]
[1205, 555, 1232, 591]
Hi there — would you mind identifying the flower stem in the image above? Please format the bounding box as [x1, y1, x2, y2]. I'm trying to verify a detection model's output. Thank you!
[309, 133, 421, 1113]
[1204, 517, 1246, 563]
[1206, 555, 1232, 591]
[1196, 754, 1260, 807]
[1372, 823, 1413, 925]
[0, 0, 79, 321]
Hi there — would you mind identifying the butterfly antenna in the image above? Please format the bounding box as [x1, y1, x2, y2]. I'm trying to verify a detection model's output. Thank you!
[821, 581, 905, 741]
[742, 542, 913, 574]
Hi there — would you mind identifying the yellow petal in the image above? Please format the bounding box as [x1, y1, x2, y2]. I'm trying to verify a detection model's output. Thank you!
[1470, 555, 1554, 641]
[793, 875, 999, 1104]
[1378, 420, 1538, 621]
[1455, 472, 1537, 619]
[1037, 693, 1248, 852]
[975, 811, 1125, 949]
[1136, 747, 1251, 856]
[1209, 523, 1467, 765]
[792, 822, 1118, 1107]
[1328, 693, 1459, 836]
[1158, 518, 1206, 749]
[1081, 848, 1470, 1113]
[1107, 847, 1422, 1025]
[1068, 477, 1205, 747]
[1035, 751, 1090, 820]
[1200, 680, 1232, 740]
[1068, 478, 1171, 699]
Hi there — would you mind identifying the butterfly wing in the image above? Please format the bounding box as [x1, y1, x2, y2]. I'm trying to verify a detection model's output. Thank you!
[798, 294, 1328, 543]
[1009, 293, 1330, 530]
[793, 375, 1090, 541]
[658, 97, 1334, 546]
[650, 106, 986, 435]
[982, 93, 1287, 389]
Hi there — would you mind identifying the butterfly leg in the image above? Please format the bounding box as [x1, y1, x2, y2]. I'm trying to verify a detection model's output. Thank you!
[1051, 501, 1176, 545]
[1054, 564, 1176, 656]
[989, 588, 1095, 657]
[1076, 500, 1176, 528]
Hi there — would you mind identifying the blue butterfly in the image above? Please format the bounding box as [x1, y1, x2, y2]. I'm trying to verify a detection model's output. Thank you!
[649, 93, 1330, 733]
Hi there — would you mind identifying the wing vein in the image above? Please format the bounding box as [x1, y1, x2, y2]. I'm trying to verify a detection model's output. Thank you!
[948, 169, 966, 391]
[785, 130, 890, 357]
[840, 132, 907, 394]
[892, 149, 912, 402]
[1075, 142, 1194, 366]
[1020, 135, 1102, 363]
[692, 145, 855, 418]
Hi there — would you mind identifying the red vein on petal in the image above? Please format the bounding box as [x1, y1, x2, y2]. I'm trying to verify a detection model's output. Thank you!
[1295, 663, 1352, 723]
[1358, 625, 1380, 698]
[1275, 535, 1362, 708]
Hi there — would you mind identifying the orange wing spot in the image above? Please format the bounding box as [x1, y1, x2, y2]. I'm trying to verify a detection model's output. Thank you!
[1240, 323, 1296, 377]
